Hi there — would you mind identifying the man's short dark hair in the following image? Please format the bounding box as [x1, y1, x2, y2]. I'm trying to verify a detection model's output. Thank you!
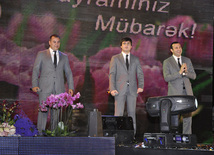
[170, 41, 180, 49]
[120, 37, 132, 46]
[50, 34, 60, 40]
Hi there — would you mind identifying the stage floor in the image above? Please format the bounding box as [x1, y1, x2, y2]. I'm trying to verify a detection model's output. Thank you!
[116, 145, 214, 155]
[0, 137, 213, 155]
[0, 137, 115, 155]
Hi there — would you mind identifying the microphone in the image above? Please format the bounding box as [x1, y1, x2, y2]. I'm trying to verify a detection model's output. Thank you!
[182, 64, 186, 76]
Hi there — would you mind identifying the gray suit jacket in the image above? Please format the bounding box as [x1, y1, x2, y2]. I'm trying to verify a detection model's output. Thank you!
[32, 49, 74, 94]
[163, 56, 196, 95]
[109, 53, 144, 97]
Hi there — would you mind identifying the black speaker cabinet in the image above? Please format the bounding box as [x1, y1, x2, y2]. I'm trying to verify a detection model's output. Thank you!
[102, 115, 134, 144]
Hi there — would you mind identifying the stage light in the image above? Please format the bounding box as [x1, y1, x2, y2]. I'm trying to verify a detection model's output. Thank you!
[146, 95, 198, 132]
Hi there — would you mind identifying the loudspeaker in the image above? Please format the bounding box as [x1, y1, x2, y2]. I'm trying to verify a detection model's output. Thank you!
[88, 109, 103, 137]
[102, 115, 134, 144]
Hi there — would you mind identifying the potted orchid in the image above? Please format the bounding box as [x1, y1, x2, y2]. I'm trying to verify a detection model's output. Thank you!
[40, 92, 84, 136]
[40, 92, 83, 111]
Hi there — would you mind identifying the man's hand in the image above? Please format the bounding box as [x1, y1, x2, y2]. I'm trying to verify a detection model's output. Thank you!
[179, 63, 187, 74]
[69, 89, 74, 96]
[137, 88, 143, 94]
[111, 90, 118, 96]
[32, 87, 40, 93]
[179, 63, 187, 75]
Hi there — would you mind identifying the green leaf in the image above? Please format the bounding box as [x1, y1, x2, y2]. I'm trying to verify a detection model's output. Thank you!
[71, 31, 101, 59]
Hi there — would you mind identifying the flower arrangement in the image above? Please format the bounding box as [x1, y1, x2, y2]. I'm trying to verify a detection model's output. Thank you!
[0, 100, 19, 125]
[14, 113, 39, 137]
[0, 100, 19, 136]
[39, 92, 84, 111]
[0, 100, 39, 137]
[0, 122, 16, 136]
[39, 92, 84, 136]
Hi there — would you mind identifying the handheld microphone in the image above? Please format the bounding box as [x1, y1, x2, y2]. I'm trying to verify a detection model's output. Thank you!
[182, 63, 186, 76]
[182, 67, 186, 76]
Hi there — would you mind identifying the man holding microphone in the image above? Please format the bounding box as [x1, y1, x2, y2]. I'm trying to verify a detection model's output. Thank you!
[163, 41, 196, 134]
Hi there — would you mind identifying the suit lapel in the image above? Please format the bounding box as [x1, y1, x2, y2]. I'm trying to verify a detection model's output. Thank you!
[118, 53, 128, 71]
[58, 51, 62, 67]
[129, 54, 134, 70]
[170, 56, 180, 70]
[58, 51, 62, 61]
[181, 56, 186, 64]
[46, 49, 55, 68]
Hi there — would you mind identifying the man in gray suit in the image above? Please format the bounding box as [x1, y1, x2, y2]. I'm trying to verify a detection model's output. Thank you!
[32, 34, 74, 134]
[163, 41, 196, 134]
[109, 37, 144, 135]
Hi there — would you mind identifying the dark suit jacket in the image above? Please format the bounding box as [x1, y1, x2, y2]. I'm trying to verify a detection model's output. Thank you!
[109, 53, 144, 97]
[32, 49, 74, 95]
[163, 56, 196, 95]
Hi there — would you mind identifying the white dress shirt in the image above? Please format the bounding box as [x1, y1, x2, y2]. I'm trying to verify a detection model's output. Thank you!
[49, 48, 59, 65]
[173, 55, 182, 65]
[122, 52, 130, 64]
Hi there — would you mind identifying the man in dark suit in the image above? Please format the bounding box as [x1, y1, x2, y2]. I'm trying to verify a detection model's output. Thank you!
[163, 41, 196, 134]
[32, 34, 74, 134]
[109, 37, 144, 134]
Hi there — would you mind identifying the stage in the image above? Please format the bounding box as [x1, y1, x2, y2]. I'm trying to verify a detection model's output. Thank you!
[0, 137, 213, 155]
[116, 145, 213, 155]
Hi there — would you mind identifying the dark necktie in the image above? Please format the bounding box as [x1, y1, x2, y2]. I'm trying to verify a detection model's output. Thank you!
[177, 58, 181, 68]
[126, 54, 129, 70]
[54, 51, 57, 68]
